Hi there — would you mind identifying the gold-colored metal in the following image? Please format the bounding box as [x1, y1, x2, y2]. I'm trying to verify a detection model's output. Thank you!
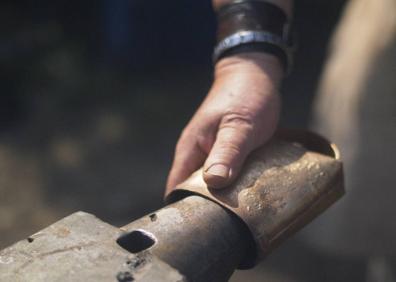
[166, 130, 344, 264]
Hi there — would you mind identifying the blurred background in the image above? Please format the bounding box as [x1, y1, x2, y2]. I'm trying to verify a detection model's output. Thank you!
[5, 0, 392, 281]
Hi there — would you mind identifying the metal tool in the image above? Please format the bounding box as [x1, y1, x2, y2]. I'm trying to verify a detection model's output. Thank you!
[0, 130, 344, 282]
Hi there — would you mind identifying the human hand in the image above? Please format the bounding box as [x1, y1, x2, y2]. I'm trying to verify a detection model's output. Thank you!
[166, 53, 283, 195]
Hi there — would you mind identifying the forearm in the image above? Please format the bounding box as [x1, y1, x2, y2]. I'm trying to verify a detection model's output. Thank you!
[212, 0, 293, 19]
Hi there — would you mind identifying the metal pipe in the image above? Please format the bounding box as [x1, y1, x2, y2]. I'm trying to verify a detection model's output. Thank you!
[121, 195, 254, 282]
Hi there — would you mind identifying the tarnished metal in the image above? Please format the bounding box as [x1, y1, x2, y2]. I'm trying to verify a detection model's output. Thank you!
[0, 211, 185, 282]
[167, 130, 345, 264]
[0, 196, 251, 282]
[122, 195, 253, 281]
[0, 130, 344, 281]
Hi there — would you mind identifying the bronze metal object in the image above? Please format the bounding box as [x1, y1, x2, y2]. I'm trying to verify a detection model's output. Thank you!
[167, 130, 345, 264]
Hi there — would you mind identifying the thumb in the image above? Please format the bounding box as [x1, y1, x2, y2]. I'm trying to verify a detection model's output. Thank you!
[203, 116, 256, 189]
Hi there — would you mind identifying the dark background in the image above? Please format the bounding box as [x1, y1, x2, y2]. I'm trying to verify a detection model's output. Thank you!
[0, 0, 346, 281]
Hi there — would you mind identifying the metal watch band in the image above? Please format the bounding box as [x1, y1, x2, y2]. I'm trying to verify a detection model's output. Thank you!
[213, 30, 292, 73]
[214, 1, 294, 73]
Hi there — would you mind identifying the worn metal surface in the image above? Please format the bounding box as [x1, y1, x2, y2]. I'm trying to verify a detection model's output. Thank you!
[122, 195, 254, 281]
[0, 196, 251, 282]
[0, 130, 344, 281]
[0, 211, 185, 282]
[167, 130, 345, 264]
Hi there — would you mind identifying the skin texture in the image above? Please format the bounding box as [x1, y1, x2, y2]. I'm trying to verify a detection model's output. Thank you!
[166, 53, 283, 194]
[166, 0, 293, 194]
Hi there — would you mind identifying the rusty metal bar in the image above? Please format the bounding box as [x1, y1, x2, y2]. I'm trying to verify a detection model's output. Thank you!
[121, 195, 254, 281]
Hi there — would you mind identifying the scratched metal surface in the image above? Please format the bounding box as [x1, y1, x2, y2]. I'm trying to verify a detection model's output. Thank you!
[0, 212, 184, 282]
[169, 131, 344, 263]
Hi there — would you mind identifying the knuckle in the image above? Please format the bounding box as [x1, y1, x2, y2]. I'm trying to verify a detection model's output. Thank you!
[220, 142, 241, 155]
[178, 124, 215, 154]
[175, 136, 190, 153]
[220, 110, 255, 131]
[177, 126, 196, 146]
[212, 141, 242, 159]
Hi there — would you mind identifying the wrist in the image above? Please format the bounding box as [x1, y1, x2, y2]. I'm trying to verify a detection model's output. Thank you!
[215, 52, 284, 87]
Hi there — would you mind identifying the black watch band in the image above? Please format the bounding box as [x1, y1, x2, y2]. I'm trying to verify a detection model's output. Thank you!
[217, 0, 288, 42]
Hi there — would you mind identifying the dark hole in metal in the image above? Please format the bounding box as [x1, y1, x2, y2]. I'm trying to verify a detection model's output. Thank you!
[149, 213, 157, 222]
[117, 230, 156, 253]
[27, 237, 34, 243]
[116, 271, 134, 282]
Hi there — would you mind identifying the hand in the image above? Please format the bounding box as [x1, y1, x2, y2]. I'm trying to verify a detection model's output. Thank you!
[166, 53, 283, 195]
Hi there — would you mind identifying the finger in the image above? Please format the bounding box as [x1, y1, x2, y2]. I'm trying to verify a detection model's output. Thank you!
[165, 138, 207, 196]
[203, 115, 256, 189]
